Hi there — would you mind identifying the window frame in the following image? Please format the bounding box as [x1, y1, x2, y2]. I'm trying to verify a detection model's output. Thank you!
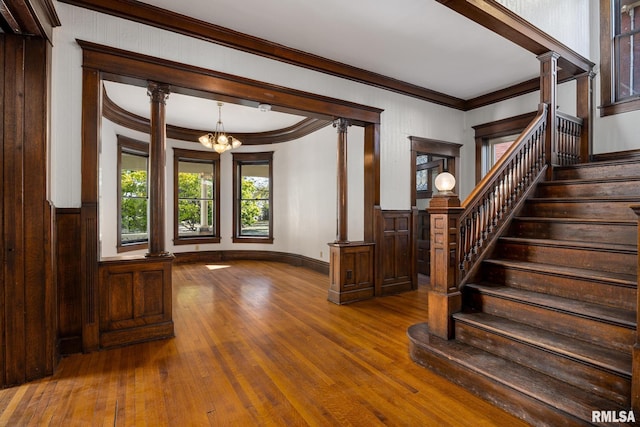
[173, 148, 221, 246]
[600, 0, 640, 115]
[232, 152, 274, 244]
[116, 135, 149, 253]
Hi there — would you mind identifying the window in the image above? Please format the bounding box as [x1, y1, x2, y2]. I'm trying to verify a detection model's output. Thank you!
[232, 152, 273, 243]
[600, 0, 640, 115]
[173, 149, 221, 245]
[473, 112, 535, 183]
[117, 136, 149, 252]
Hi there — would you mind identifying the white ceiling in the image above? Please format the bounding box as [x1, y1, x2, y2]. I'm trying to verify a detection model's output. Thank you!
[105, 0, 541, 133]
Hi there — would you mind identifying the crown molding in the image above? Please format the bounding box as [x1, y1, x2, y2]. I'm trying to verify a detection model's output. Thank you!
[102, 87, 332, 144]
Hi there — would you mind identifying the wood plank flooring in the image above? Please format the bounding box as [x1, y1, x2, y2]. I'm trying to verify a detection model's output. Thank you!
[0, 260, 528, 426]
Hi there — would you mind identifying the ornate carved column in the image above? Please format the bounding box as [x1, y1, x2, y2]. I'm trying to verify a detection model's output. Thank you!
[146, 82, 171, 257]
[538, 52, 559, 177]
[334, 118, 350, 243]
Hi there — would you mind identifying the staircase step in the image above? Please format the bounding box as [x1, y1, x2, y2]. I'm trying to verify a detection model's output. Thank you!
[536, 177, 640, 197]
[495, 237, 637, 276]
[454, 312, 631, 406]
[554, 159, 640, 180]
[408, 323, 627, 426]
[483, 259, 637, 310]
[520, 197, 640, 220]
[509, 217, 637, 246]
[464, 283, 635, 352]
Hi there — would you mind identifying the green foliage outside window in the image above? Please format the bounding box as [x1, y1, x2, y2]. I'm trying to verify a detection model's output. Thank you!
[120, 169, 148, 241]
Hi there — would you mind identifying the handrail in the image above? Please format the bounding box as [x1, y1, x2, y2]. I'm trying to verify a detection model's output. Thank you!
[457, 103, 548, 286]
[556, 111, 583, 166]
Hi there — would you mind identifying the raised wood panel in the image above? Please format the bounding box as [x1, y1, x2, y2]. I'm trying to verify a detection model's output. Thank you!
[55, 208, 82, 355]
[376, 210, 415, 296]
[417, 211, 431, 276]
[328, 243, 375, 304]
[0, 34, 54, 387]
[99, 258, 173, 346]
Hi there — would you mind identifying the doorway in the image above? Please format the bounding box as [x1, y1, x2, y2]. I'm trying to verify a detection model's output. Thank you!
[409, 137, 462, 277]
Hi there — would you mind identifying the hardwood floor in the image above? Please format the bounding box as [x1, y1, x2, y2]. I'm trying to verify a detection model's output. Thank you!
[0, 261, 527, 426]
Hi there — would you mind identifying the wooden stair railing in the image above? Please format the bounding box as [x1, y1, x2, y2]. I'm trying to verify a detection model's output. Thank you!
[556, 111, 583, 166]
[457, 103, 548, 287]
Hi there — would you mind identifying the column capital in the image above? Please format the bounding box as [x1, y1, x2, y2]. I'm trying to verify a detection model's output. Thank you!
[333, 118, 351, 134]
[147, 82, 170, 105]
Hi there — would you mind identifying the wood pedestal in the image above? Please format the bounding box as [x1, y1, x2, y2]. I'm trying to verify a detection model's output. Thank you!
[327, 242, 375, 304]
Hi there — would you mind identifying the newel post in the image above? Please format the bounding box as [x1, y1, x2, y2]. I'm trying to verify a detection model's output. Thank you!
[427, 194, 463, 339]
[631, 205, 640, 412]
[538, 52, 559, 178]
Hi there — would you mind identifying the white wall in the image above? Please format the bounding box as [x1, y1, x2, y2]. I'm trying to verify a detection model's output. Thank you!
[53, 3, 464, 260]
[495, 0, 591, 58]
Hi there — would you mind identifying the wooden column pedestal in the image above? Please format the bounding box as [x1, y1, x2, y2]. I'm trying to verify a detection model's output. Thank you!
[327, 242, 375, 304]
[98, 255, 174, 348]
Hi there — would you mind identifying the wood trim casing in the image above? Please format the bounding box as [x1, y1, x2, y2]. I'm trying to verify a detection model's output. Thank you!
[0, 0, 61, 40]
[103, 89, 332, 144]
[598, 0, 640, 116]
[62, 0, 591, 110]
[172, 148, 221, 246]
[232, 152, 274, 244]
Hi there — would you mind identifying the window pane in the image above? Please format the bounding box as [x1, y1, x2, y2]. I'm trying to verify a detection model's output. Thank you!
[240, 200, 270, 236]
[120, 153, 148, 244]
[239, 162, 270, 237]
[615, 0, 640, 100]
[177, 160, 215, 238]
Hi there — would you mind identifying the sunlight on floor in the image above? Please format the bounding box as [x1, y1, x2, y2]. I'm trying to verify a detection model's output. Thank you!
[205, 264, 231, 270]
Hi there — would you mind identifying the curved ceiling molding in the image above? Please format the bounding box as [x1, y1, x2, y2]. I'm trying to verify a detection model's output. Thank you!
[102, 87, 332, 145]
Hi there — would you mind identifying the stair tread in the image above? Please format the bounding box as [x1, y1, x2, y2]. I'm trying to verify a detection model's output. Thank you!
[540, 176, 640, 185]
[408, 323, 627, 420]
[513, 216, 637, 226]
[466, 283, 636, 328]
[483, 259, 637, 286]
[528, 195, 640, 202]
[454, 312, 632, 377]
[499, 236, 637, 253]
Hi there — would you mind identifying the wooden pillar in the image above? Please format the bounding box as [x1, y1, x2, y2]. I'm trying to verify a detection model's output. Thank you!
[146, 82, 171, 257]
[427, 194, 463, 339]
[538, 52, 559, 177]
[334, 118, 350, 244]
[576, 71, 595, 163]
[631, 205, 640, 413]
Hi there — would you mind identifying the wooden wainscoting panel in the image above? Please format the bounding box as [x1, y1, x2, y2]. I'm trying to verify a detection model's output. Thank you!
[55, 208, 83, 355]
[328, 242, 375, 304]
[376, 210, 415, 296]
[98, 256, 174, 348]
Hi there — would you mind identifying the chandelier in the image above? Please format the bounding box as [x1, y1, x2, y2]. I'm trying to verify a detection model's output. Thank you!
[198, 102, 242, 153]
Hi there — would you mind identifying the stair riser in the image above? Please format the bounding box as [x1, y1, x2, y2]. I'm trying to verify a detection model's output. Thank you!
[508, 220, 637, 246]
[496, 241, 637, 276]
[484, 264, 637, 311]
[465, 291, 634, 352]
[520, 200, 638, 220]
[455, 322, 631, 406]
[536, 181, 640, 198]
[554, 163, 640, 180]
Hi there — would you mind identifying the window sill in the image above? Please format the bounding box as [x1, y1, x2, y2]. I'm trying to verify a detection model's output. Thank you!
[117, 243, 148, 253]
[173, 237, 221, 246]
[232, 236, 274, 244]
[599, 97, 640, 117]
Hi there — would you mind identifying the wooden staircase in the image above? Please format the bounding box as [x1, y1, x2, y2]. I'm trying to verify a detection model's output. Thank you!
[409, 159, 639, 426]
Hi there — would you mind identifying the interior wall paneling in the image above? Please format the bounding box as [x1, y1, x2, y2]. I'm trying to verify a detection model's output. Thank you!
[0, 34, 55, 386]
[376, 209, 415, 296]
[56, 208, 83, 355]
